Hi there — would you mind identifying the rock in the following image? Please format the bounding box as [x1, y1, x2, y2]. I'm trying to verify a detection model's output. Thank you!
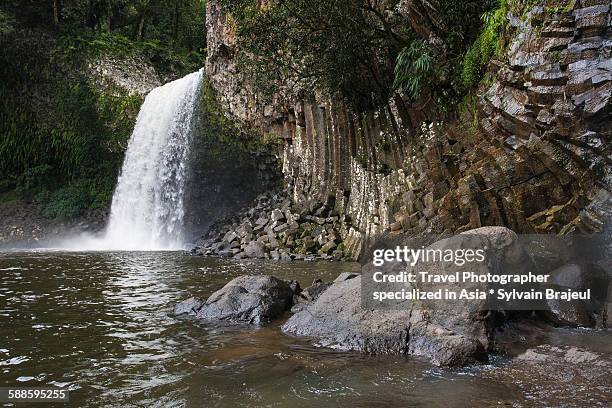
[271, 209, 285, 222]
[282, 276, 487, 366]
[283, 227, 555, 366]
[332, 250, 344, 261]
[243, 241, 266, 259]
[319, 240, 337, 254]
[273, 223, 288, 233]
[174, 297, 204, 316]
[268, 235, 280, 249]
[405, 227, 538, 345]
[299, 279, 330, 302]
[218, 249, 234, 257]
[287, 280, 301, 294]
[223, 231, 238, 243]
[193, 275, 294, 324]
[290, 278, 331, 312]
[543, 262, 609, 327]
[483, 344, 612, 407]
[333, 272, 359, 283]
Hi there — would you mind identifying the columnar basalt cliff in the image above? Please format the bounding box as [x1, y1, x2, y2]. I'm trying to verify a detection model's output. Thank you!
[205, 0, 611, 259]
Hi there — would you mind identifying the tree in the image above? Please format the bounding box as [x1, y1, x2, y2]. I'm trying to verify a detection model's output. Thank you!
[223, 0, 496, 112]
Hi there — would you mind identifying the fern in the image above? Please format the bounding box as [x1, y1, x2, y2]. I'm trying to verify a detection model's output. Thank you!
[393, 40, 434, 100]
[461, 0, 508, 88]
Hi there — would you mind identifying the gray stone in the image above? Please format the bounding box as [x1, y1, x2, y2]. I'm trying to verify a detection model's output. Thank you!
[320, 240, 337, 254]
[271, 209, 285, 222]
[333, 272, 360, 283]
[243, 241, 266, 259]
[194, 275, 294, 325]
[282, 276, 487, 366]
[174, 297, 204, 316]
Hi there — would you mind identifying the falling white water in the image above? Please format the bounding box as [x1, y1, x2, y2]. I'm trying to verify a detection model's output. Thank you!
[91, 69, 203, 251]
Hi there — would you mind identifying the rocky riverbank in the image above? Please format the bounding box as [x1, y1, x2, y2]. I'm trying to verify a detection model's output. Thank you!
[192, 190, 349, 261]
[180, 226, 612, 368]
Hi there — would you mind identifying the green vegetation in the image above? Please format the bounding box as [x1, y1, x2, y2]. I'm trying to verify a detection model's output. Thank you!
[223, 0, 497, 112]
[4, 1, 206, 53]
[0, 9, 15, 34]
[393, 40, 434, 100]
[0, 1, 206, 219]
[198, 78, 280, 159]
[461, 0, 509, 89]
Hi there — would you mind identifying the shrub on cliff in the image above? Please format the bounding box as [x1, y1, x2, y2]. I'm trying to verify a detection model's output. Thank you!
[222, 0, 497, 112]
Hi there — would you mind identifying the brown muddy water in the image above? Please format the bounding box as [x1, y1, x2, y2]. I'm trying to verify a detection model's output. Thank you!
[0, 251, 609, 407]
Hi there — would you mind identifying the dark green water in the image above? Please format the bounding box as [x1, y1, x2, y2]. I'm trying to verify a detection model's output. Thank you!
[0, 251, 607, 407]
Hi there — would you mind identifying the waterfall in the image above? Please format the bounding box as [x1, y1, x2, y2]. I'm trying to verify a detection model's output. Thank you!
[98, 69, 203, 250]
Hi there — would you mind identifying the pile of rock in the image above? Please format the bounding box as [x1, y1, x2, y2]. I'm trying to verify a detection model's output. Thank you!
[192, 191, 348, 261]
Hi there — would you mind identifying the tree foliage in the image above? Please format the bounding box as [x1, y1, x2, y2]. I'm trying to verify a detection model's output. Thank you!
[222, 0, 408, 112]
[2, 0, 207, 53]
[461, 0, 509, 88]
[223, 0, 497, 112]
[0, 1, 207, 218]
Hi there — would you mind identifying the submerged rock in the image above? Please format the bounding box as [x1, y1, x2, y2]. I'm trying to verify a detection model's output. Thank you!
[483, 344, 612, 406]
[175, 275, 294, 325]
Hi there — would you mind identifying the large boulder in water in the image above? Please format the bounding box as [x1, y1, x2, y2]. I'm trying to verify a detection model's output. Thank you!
[408, 226, 538, 348]
[282, 227, 537, 366]
[175, 275, 294, 324]
[282, 275, 487, 366]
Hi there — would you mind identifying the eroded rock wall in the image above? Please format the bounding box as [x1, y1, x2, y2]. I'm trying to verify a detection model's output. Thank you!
[205, 0, 611, 259]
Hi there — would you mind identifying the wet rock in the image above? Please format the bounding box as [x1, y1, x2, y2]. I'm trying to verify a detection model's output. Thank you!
[290, 278, 331, 312]
[409, 226, 538, 345]
[333, 272, 360, 283]
[174, 297, 204, 316]
[192, 275, 294, 325]
[483, 344, 612, 407]
[283, 276, 488, 366]
[543, 262, 610, 327]
[298, 279, 330, 302]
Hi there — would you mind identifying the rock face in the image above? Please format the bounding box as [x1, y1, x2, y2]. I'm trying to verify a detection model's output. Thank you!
[87, 55, 161, 97]
[205, 0, 611, 260]
[0, 200, 108, 248]
[175, 275, 294, 325]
